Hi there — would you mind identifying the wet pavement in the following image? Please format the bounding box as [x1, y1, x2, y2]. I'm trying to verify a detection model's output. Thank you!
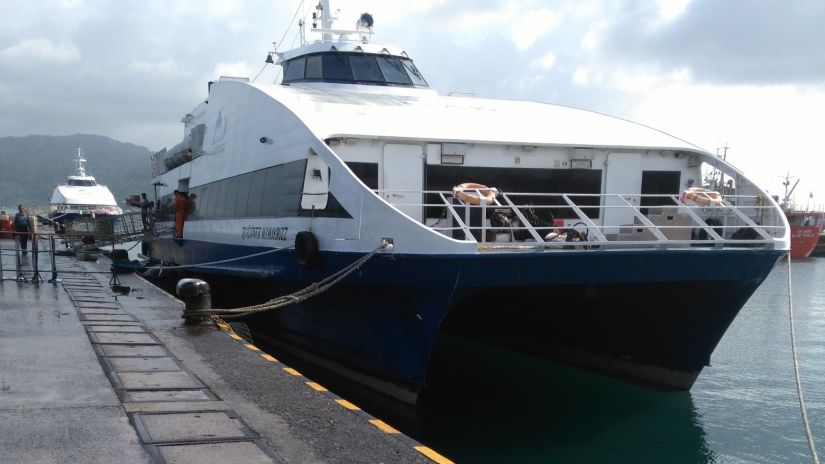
[0, 238, 437, 464]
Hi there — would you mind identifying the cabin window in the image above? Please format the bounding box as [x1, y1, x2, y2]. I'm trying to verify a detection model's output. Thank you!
[234, 175, 251, 216]
[402, 60, 427, 86]
[425, 165, 602, 220]
[281, 52, 427, 88]
[68, 179, 96, 186]
[345, 162, 379, 190]
[323, 54, 353, 80]
[246, 170, 266, 216]
[283, 57, 305, 81]
[350, 55, 383, 82]
[640, 170, 682, 211]
[305, 55, 323, 79]
[376, 56, 412, 85]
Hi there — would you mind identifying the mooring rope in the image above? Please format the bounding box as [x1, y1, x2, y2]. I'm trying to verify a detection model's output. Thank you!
[147, 245, 295, 271]
[183, 240, 390, 321]
[787, 252, 820, 464]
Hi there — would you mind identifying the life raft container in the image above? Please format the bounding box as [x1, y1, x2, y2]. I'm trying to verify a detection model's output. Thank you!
[452, 183, 499, 205]
[679, 187, 723, 207]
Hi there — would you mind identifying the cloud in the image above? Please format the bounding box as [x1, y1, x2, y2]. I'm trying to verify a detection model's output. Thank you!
[597, 0, 825, 84]
[532, 51, 557, 70]
[0, 38, 81, 64]
[130, 58, 193, 78]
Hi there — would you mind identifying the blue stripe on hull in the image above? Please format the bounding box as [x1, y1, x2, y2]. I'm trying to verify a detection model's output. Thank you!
[147, 238, 783, 389]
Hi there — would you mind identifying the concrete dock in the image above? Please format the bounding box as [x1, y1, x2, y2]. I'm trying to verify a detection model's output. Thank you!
[0, 239, 444, 464]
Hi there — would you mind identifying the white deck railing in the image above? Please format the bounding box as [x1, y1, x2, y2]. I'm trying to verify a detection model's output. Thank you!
[377, 190, 787, 251]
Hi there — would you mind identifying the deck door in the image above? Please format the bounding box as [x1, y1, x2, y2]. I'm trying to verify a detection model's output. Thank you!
[382, 144, 424, 222]
[603, 153, 642, 233]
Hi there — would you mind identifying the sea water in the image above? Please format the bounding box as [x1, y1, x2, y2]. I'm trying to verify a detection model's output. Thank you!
[404, 258, 825, 464]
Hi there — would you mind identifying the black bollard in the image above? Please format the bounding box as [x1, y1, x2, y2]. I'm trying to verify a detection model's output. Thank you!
[176, 278, 212, 324]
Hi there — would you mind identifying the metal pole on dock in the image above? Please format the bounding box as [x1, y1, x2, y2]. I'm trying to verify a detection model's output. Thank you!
[15, 233, 26, 282]
[30, 234, 42, 285]
[48, 234, 61, 283]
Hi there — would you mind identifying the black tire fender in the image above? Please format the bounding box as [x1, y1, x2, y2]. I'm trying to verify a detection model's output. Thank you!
[295, 231, 319, 268]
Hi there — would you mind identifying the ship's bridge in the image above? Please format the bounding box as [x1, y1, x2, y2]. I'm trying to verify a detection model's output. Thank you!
[278, 42, 428, 88]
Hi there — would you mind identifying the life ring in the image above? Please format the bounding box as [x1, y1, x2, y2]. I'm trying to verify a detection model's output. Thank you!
[452, 183, 499, 205]
[295, 230, 319, 268]
[679, 187, 723, 207]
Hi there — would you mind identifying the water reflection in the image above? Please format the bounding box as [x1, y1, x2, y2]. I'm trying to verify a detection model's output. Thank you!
[412, 334, 713, 464]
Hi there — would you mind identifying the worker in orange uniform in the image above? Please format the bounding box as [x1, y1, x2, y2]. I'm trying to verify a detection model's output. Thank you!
[173, 190, 187, 238]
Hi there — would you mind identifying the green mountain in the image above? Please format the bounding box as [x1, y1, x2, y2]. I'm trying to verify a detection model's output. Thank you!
[0, 134, 152, 212]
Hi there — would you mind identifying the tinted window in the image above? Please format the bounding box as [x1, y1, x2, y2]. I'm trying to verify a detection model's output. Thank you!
[323, 54, 352, 80]
[425, 165, 602, 219]
[350, 55, 383, 82]
[346, 162, 379, 189]
[376, 57, 412, 84]
[283, 57, 305, 81]
[402, 60, 427, 86]
[246, 170, 266, 216]
[234, 174, 251, 217]
[305, 55, 322, 79]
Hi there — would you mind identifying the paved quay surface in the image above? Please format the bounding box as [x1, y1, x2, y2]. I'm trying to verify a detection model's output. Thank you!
[0, 239, 440, 464]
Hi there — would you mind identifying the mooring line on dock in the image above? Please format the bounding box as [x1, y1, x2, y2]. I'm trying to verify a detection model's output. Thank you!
[184, 240, 390, 321]
[147, 245, 295, 272]
[787, 252, 821, 464]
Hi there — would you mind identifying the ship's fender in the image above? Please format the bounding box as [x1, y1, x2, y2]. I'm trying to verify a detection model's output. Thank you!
[295, 231, 319, 268]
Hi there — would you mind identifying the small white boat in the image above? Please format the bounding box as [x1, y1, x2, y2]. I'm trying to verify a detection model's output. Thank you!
[48, 145, 123, 228]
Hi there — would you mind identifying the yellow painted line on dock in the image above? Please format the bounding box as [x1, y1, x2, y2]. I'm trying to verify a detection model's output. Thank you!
[368, 419, 400, 434]
[260, 353, 278, 363]
[414, 446, 455, 464]
[216, 322, 229, 330]
[243, 343, 260, 351]
[305, 381, 328, 392]
[283, 367, 302, 376]
[334, 399, 361, 411]
[228, 333, 243, 341]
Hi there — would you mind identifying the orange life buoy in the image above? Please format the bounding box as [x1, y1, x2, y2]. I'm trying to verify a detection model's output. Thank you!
[453, 183, 499, 205]
[679, 187, 723, 206]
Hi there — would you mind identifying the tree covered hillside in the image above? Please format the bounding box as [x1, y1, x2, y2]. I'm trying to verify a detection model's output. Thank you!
[0, 134, 152, 211]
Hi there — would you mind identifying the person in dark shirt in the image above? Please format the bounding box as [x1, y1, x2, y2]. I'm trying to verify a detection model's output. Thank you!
[13, 204, 31, 255]
[140, 192, 151, 230]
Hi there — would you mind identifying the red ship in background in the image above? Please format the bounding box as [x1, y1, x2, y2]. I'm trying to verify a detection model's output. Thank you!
[780, 174, 824, 259]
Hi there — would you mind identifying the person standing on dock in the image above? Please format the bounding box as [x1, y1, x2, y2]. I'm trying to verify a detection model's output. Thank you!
[173, 190, 187, 238]
[13, 204, 31, 255]
[140, 192, 151, 230]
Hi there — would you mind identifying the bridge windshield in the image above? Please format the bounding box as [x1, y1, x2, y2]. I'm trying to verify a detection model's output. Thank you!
[282, 52, 428, 87]
[68, 179, 97, 186]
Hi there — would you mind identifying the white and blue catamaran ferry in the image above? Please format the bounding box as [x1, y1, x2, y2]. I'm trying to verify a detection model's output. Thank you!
[147, 2, 789, 402]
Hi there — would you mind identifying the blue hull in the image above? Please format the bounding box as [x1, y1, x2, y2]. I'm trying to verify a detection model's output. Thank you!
[148, 238, 783, 391]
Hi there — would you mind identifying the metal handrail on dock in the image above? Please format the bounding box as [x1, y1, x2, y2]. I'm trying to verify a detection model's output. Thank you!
[62, 211, 170, 252]
[377, 190, 786, 251]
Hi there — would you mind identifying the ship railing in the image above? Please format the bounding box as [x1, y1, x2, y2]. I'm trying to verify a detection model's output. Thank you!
[377, 190, 786, 251]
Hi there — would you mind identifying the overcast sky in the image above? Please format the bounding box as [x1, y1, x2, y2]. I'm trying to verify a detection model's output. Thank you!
[1, 0, 824, 204]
